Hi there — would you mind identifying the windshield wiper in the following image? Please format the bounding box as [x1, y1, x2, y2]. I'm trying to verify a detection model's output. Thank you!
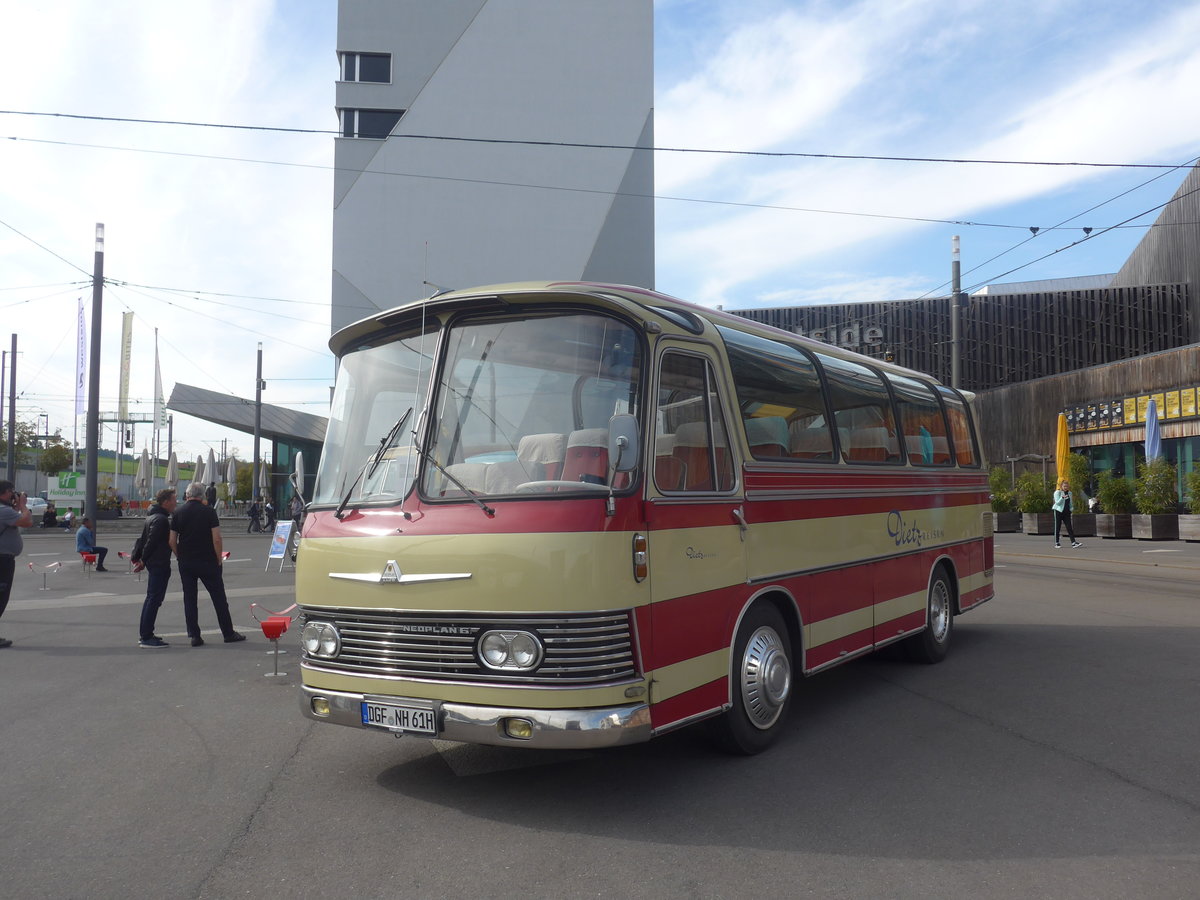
[334, 408, 413, 520]
[410, 439, 495, 517]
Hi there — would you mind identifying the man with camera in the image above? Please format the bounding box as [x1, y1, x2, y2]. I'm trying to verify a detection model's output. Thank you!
[0, 480, 34, 648]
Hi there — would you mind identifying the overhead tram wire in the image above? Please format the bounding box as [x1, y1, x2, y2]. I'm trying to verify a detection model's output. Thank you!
[915, 155, 1200, 299]
[5, 135, 1195, 238]
[108, 281, 335, 361]
[0, 109, 1191, 170]
[0, 217, 93, 278]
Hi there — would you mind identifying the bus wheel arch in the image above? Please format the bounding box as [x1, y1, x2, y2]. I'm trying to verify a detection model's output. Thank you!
[712, 594, 798, 755]
[906, 561, 956, 664]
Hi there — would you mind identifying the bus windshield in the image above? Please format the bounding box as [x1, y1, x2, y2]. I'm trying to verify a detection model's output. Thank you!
[420, 310, 642, 499]
[313, 325, 437, 506]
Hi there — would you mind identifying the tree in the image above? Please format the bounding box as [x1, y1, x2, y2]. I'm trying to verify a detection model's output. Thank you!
[236, 465, 252, 501]
[0, 420, 39, 465]
[39, 444, 72, 476]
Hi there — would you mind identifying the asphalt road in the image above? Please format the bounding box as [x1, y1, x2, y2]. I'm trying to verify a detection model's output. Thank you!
[2, 530, 1198, 899]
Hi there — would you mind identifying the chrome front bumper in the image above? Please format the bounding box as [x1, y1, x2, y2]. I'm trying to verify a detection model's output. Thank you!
[299, 685, 652, 750]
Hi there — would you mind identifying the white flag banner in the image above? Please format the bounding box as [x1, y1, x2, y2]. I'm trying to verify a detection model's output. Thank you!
[75, 298, 86, 416]
[118, 311, 133, 422]
[153, 330, 166, 431]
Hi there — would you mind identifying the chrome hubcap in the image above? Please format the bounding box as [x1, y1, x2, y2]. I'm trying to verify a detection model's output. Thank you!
[740, 626, 791, 729]
[930, 580, 950, 643]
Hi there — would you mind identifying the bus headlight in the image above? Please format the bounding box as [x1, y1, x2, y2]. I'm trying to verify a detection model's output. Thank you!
[302, 622, 341, 659]
[478, 630, 543, 671]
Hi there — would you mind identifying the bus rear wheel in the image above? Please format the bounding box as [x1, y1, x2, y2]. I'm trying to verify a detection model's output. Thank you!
[712, 604, 793, 755]
[906, 569, 954, 664]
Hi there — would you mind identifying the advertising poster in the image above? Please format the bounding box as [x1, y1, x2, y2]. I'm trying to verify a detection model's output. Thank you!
[1165, 390, 1181, 419]
[1182, 388, 1197, 419]
[1124, 398, 1137, 424]
[266, 521, 294, 572]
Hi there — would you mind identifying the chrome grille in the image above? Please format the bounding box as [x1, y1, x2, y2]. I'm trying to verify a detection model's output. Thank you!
[299, 607, 637, 685]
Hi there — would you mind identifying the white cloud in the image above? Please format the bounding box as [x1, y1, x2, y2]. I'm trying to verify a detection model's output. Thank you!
[655, 0, 1200, 306]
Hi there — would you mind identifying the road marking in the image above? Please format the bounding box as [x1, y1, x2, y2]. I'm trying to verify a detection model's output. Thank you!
[29, 552, 61, 557]
[1142, 549, 1181, 553]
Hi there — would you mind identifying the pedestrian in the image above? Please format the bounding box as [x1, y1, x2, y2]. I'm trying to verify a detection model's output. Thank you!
[132, 488, 178, 649]
[264, 500, 276, 530]
[0, 480, 33, 648]
[247, 498, 261, 533]
[205, 482, 217, 509]
[289, 493, 304, 523]
[75, 516, 110, 571]
[1053, 478, 1082, 549]
[169, 481, 245, 647]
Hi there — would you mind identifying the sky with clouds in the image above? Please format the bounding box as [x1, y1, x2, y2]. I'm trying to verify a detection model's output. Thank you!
[2, 0, 1199, 469]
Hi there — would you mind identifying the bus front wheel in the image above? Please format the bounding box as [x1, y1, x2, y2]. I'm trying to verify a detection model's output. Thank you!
[712, 604, 793, 755]
[906, 569, 954, 664]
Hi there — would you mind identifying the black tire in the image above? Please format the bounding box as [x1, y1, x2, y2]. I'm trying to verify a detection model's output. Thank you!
[906, 568, 954, 664]
[711, 604, 794, 755]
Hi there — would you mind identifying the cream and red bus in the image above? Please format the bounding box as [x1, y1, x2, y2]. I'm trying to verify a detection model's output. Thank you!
[297, 281, 993, 753]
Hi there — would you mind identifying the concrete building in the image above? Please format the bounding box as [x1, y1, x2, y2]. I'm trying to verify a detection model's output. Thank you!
[331, 0, 655, 332]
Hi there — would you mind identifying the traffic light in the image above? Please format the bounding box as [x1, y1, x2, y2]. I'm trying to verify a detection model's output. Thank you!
[124, 427, 133, 449]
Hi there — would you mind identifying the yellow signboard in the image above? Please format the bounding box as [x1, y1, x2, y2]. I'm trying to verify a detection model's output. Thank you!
[1136, 396, 1149, 422]
[1124, 397, 1138, 424]
[1183, 388, 1197, 418]
[1165, 390, 1181, 419]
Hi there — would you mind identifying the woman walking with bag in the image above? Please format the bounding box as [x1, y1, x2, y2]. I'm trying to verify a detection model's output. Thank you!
[1053, 479, 1082, 549]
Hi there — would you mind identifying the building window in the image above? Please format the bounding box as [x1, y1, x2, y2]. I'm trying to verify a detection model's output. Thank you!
[339, 108, 404, 140]
[339, 52, 391, 83]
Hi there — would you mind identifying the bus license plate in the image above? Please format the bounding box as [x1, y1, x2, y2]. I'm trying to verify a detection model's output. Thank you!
[361, 701, 438, 736]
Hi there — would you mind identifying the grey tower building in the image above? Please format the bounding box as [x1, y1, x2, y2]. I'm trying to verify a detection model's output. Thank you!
[332, 0, 655, 332]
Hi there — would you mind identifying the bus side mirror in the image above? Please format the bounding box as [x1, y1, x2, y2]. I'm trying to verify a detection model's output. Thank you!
[608, 414, 640, 473]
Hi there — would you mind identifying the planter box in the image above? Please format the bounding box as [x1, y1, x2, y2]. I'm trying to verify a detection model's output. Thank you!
[1022, 513, 1054, 535]
[1132, 514, 1178, 541]
[1070, 513, 1096, 537]
[1096, 514, 1133, 539]
[992, 512, 1022, 533]
[1179, 515, 1200, 542]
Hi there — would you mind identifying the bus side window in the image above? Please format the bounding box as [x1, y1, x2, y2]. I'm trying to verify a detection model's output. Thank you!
[937, 386, 981, 467]
[716, 325, 834, 462]
[888, 374, 953, 466]
[817, 353, 902, 464]
[656, 353, 735, 492]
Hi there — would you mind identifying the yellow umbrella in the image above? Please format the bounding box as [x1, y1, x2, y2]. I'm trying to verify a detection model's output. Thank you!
[1054, 412, 1070, 486]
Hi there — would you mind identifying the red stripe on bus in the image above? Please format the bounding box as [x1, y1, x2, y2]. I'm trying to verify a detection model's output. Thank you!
[650, 678, 727, 731]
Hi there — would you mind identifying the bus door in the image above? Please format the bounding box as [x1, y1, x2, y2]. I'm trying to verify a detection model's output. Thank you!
[644, 345, 746, 722]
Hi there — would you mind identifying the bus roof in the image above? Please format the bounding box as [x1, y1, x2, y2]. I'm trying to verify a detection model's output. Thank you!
[330, 280, 949, 389]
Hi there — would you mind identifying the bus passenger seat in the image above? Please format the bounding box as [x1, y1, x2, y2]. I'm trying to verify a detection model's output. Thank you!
[484, 460, 542, 494]
[673, 421, 727, 490]
[744, 416, 789, 458]
[788, 423, 833, 460]
[654, 434, 685, 490]
[441, 462, 489, 496]
[560, 429, 608, 483]
[517, 433, 566, 480]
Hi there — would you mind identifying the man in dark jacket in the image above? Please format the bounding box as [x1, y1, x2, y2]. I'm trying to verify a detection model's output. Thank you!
[170, 482, 245, 647]
[134, 488, 178, 648]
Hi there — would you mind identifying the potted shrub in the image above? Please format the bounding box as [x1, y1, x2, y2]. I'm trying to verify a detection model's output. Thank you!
[988, 466, 1021, 532]
[1064, 451, 1095, 537]
[1132, 457, 1178, 540]
[1016, 471, 1054, 535]
[1095, 470, 1134, 538]
[1181, 469, 1200, 542]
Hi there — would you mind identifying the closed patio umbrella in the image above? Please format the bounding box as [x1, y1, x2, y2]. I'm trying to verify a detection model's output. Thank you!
[258, 460, 271, 497]
[135, 448, 151, 498]
[166, 451, 179, 488]
[207, 448, 218, 487]
[194, 454, 205, 486]
[1144, 399, 1162, 461]
[1054, 413, 1070, 486]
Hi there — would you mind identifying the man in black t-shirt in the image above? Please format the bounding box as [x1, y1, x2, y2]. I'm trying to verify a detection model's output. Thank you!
[169, 482, 245, 647]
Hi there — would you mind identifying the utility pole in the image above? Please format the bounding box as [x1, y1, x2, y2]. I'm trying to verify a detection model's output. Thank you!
[253, 342, 263, 500]
[5, 336, 16, 482]
[950, 235, 962, 389]
[85, 224, 104, 527]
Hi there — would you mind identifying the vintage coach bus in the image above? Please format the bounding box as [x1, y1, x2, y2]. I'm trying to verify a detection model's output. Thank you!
[296, 282, 994, 754]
